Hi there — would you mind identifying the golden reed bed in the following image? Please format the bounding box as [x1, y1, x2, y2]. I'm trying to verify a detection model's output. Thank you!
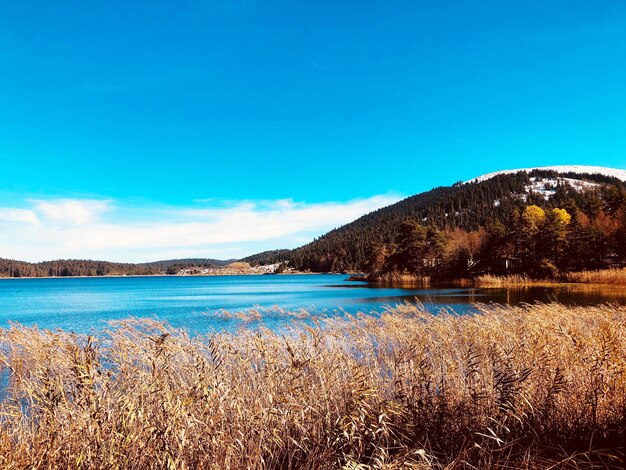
[474, 274, 555, 287]
[564, 268, 626, 286]
[0, 303, 625, 469]
[476, 268, 626, 288]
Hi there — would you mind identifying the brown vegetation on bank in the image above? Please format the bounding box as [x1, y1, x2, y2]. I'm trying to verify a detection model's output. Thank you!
[474, 274, 563, 287]
[366, 272, 431, 285]
[0, 304, 625, 468]
[564, 267, 626, 286]
[477, 267, 626, 288]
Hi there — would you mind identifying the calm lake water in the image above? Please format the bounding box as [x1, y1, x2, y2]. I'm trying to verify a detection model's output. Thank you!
[0, 274, 625, 334]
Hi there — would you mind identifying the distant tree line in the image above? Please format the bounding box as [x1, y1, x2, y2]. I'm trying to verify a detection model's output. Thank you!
[240, 249, 292, 266]
[0, 259, 227, 278]
[0, 259, 161, 278]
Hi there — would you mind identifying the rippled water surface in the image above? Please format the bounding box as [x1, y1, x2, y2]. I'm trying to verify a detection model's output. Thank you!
[0, 274, 624, 333]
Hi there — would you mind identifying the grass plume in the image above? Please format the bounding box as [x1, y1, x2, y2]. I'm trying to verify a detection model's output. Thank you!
[564, 267, 626, 286]
[474, 273, 563, 287]
[0, 303, 625, 468]
[477, 268, 626, 287]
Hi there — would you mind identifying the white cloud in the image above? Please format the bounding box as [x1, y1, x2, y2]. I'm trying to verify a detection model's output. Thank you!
[0, 208, 39, 225]
[32, 199, 112, 225]
[0, 194, 402, 262]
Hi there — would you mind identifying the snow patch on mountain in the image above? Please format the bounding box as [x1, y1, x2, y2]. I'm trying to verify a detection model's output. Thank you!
[524, 177, 600, 200]
[469, 165, 626, 183]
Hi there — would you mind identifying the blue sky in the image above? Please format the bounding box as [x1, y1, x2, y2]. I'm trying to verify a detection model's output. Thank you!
[1, 1, 625, 261]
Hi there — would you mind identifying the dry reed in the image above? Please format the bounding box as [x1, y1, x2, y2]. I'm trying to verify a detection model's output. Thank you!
[473, 273, 563, 287]
[0, 303, 625, 469]
[565, 268, 626, 286]
[477, 268, 626, 288]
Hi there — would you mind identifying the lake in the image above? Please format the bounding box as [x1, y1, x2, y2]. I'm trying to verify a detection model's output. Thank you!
[0, 274, 625, 334]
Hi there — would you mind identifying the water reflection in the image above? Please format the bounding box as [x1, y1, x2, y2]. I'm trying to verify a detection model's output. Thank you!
[0, 275, 624, 334]
[338, 283, 626, 309]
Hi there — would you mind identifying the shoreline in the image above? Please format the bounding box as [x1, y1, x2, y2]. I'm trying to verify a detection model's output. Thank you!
[348, 272, 626, 289]
[2, 271, 625, 289]
[0, 271, 326, 280]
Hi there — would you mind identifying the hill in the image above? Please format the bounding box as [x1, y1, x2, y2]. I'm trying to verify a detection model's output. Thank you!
[240, 249, 292, 266]
[468, 165, 626, 183]
[0, 258, 231, 278]
[281, 167, 626, 273]
[3, 166, 626, 278]
[0, 259, 161, 278]
[143, 258, 232, 267]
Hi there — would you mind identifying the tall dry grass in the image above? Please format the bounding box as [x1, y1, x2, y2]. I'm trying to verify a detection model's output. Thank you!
[0, 303, 625, 468]
[565, 268, 626, 286]
[474, 273, 560, 287]
[477, 268, 626, 287]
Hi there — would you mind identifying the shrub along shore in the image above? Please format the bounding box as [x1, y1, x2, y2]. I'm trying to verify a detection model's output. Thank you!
[0, 304, 625, 468]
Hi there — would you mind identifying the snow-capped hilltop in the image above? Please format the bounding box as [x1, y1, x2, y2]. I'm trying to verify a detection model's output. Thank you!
[469, 165, 626, 183]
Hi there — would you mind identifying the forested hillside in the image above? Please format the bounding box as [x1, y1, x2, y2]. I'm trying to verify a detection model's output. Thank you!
[3, 169, 626, 279]
[285, 170, 626, 274]
[0, 258, 228, 278]
[240, 249, 292, 266]
[143, 258, 231, 268]
[0, 259, 160, 278]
